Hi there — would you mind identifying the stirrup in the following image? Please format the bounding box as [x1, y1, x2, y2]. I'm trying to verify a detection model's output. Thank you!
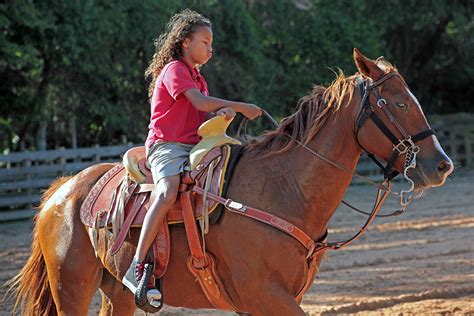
[134, 263, 163, 313]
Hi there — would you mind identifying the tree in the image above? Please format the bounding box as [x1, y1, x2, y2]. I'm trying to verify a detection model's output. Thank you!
[366, 0, 473, 113]
[1, 0, 472, 152]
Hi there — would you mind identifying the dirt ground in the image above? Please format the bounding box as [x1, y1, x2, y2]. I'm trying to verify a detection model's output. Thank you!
[1, 170, 473, 315]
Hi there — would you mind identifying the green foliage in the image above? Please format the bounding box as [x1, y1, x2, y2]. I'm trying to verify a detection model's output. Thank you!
[0, 0, 472, 151]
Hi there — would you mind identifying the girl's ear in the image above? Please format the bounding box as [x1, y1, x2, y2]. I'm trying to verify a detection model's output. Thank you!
[182, 37, 191, 49]
[353, 48, 385, 80]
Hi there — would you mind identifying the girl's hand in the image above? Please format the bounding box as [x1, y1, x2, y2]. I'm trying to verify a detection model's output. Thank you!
[216, 107, 236, 120]
[241, 103, 262, 120]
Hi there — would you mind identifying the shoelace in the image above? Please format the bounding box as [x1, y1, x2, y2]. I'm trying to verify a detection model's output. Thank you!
[135, 262, 146, 282]
[136, 262, 157, 290]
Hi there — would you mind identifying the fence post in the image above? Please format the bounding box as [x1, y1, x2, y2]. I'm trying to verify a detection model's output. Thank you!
[94, 144, 101, 162]
[59, 147, 66, 174]
[465, 129, 473, 167]
[24, 151, 33, 210]
[448, 128, 457, 164]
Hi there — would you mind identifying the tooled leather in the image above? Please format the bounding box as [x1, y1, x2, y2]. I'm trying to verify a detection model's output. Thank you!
[80, 164, 124, 226]
[152, 219, 170, 278]
[186, 254, 236, 311]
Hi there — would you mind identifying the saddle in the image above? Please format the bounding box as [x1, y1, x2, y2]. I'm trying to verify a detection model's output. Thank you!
[81, 144, 230, 262]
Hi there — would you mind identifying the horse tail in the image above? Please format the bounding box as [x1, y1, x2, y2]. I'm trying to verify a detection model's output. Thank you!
[6, 176, 72, 315]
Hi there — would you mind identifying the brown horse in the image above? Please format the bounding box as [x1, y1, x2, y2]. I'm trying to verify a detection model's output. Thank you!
[9, 49, 453, 315]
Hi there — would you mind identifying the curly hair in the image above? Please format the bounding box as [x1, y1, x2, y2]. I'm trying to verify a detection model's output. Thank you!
[145, 9, 212, 98]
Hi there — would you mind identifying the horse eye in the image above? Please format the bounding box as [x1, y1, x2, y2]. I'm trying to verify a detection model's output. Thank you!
[397, 103, 408, 110]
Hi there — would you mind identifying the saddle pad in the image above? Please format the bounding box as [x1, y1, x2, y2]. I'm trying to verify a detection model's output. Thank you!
[80, 145, 232, 229]
[208, 144, 245, 224]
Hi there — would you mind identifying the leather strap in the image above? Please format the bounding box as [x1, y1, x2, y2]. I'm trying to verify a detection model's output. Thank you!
[180, 191, 206, 266]
[192, 186, 317, 253]
[295, 252, 321, 303]
[110, 193, 148, 255]
[180, 191, 237, 311]
[355, 75, 435, 180]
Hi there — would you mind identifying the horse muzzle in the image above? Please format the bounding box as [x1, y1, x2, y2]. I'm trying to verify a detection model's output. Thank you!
[410, 152, 454, 189]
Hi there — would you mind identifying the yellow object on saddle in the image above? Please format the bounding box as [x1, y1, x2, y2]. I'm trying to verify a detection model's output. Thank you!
[190, 115, 241, 170]
[123, 146, 146, 183]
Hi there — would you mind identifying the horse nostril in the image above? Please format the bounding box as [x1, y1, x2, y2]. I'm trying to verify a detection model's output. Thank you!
[437, 160, 452, 174]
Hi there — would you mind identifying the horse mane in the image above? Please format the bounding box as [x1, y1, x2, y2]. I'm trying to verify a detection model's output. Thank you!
[247, 70, 357, 157]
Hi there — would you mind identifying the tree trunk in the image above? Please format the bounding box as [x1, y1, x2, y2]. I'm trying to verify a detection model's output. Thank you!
[36, 121, 48, 151]
[70, 115, 77, 149]
[35, 56, 52, 151]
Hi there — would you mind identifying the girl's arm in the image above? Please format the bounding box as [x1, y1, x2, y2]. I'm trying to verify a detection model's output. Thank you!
[184, 89, 262, 120]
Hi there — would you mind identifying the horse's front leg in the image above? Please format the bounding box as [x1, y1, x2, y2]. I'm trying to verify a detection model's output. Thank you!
[244, 285, 305, 316]
[98, 268, 136, 316]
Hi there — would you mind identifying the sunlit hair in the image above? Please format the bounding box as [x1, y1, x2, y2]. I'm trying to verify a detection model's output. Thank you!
[247, 70, 356, 157]
[145, 9, 212, 98]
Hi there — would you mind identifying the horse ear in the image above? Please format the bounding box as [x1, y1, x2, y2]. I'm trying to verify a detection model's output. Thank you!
[376, 56, 394, 72]
[353, 48, 385, 80]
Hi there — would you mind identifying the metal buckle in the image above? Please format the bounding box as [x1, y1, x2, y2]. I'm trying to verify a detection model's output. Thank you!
[306, 241, 315, 259]
[225, 199, 247, 212]
[377, 98, 387, 108]
[393, 136, 414, 154]
[393, 140, 408, 154]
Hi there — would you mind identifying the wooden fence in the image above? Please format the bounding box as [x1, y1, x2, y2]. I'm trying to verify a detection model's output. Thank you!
[0, 113, 472, 222]
[0, 144, 134, 221]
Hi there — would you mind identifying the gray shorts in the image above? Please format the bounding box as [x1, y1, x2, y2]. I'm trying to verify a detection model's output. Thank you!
[146, 141, 194, 184]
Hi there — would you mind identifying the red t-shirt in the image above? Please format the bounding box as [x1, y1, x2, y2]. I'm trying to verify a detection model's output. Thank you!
[145, 59, 208, 148]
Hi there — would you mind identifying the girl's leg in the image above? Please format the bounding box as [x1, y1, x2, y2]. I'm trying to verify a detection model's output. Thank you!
[122, 174, 180, 296]
[135, 174, 181, 261]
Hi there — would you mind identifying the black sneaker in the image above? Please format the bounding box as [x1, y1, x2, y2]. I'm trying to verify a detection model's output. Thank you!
[122, 257, 140, 293]
[122, 258, 162, 310]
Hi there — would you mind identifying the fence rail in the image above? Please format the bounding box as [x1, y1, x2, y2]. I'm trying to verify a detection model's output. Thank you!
[0, 113, 472, 222]
[0, 144, 135, 221]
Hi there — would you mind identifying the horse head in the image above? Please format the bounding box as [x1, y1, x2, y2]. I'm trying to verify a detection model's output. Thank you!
[352, 48, 453, 191]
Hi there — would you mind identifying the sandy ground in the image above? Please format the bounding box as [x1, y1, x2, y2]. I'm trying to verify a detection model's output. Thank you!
[1, 170, 473, 315]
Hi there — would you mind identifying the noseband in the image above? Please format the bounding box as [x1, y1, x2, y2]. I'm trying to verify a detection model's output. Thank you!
[354, 72, 435, 205]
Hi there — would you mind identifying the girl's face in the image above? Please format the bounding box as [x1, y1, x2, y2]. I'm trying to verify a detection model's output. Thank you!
[182, 26, 213, 66]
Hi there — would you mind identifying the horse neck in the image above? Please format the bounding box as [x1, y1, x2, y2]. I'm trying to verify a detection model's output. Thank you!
[265, 95, 362, 240]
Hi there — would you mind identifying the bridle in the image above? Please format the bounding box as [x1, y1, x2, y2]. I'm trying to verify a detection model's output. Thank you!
[354, 72, 435, 206]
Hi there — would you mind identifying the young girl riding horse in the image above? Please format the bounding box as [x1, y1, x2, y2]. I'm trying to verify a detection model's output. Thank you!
[121, 9, 262, 304]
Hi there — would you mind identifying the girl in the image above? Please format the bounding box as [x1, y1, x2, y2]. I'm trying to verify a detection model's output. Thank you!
[122, 9, 262, 307]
